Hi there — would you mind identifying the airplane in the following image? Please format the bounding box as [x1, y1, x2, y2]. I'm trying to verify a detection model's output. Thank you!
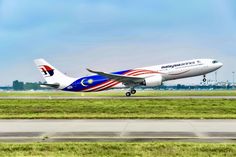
[34, 58, 223, 96]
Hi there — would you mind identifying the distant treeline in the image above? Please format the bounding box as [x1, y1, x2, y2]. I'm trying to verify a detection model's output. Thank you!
[12, 80, 46, 91]
[0, 80, 234, 91]
[144, 84, 235, 90]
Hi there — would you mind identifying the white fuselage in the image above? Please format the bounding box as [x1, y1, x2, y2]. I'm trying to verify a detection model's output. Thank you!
[111, 59, 223, 89]
[34, 58, 223, 93]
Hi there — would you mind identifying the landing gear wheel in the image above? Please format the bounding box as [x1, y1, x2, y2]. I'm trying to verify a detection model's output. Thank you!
[131, 89, 136, 95]
[126, 92, 131, 97]
[203, 75, 206, 82]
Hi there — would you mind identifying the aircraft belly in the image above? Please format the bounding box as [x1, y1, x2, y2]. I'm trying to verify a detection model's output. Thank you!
[165, 66, 209, 81]
[109, 83, 125, 89]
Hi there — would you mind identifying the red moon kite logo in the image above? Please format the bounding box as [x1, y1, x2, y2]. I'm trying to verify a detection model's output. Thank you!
[40, 65, 54, 76]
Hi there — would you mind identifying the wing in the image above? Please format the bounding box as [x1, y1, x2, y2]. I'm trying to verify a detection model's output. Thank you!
[87, 69, 145, 85]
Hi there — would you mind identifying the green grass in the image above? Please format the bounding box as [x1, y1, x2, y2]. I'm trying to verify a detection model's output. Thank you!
[1, 99, 236, 119]
[0, 142, 236, 157]
[1, 90, 236, 97]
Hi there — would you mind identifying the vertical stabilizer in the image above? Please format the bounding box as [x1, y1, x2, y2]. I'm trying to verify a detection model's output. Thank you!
[34, 59, 76, 89]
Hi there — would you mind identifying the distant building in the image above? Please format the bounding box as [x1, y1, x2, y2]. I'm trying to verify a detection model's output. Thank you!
[12, 80, 24, 91]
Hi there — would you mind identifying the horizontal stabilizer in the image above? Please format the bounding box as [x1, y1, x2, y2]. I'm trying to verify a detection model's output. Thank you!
[40, 83, 60, 88]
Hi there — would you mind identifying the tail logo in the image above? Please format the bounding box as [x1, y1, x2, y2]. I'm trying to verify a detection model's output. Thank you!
[40, 65, 54, 77]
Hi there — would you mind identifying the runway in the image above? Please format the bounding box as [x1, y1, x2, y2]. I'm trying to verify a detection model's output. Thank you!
[1, 96, 236, 99]
[1, 120, 236, 142]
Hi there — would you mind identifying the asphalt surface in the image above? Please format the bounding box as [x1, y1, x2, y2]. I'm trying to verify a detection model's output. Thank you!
[1, 96, 236, 99]
[1, 120, 236, 142]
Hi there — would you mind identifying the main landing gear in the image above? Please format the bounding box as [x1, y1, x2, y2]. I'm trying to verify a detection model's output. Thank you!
[126, 89, 136, 97]
[203, 75, 207, 82]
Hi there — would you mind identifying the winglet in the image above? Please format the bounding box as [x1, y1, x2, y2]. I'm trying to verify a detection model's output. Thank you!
[87, 68, 97, 74]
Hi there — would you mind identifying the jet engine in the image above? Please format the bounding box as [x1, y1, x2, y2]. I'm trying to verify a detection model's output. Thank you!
[142, 75, 162, 87]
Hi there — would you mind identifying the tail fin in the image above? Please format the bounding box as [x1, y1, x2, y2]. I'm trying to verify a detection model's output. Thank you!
[34, 59, 76, 89]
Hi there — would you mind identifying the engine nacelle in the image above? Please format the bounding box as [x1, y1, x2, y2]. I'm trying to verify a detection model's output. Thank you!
[143, 75, 162, 87]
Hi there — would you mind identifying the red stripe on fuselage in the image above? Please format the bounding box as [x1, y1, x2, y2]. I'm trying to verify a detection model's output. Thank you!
[82, 69, 160, 92]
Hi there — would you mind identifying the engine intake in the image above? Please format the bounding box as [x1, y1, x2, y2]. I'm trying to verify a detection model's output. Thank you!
[142, 75, 162, 87]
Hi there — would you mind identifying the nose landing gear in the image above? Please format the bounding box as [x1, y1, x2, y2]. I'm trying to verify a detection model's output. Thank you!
[125, 89, 137, 97]
[203, 75, 207, 82]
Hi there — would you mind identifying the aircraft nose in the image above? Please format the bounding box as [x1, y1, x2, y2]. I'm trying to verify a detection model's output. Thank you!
[218, 62, 223, 68]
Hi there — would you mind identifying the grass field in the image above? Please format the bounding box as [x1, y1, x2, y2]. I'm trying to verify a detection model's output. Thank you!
[0, 142, 235, 157]
[0, 99, 236, 119]
[0, 90, 236, 97]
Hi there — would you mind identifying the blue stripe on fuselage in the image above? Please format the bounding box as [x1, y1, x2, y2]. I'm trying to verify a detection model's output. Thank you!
[63, 69, 130, 92]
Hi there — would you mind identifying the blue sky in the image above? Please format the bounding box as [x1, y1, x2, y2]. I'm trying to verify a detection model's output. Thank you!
[0, 0, 236, 85]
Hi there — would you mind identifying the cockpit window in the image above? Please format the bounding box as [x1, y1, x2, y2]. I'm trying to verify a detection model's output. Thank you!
[212, 60, 218, 64]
